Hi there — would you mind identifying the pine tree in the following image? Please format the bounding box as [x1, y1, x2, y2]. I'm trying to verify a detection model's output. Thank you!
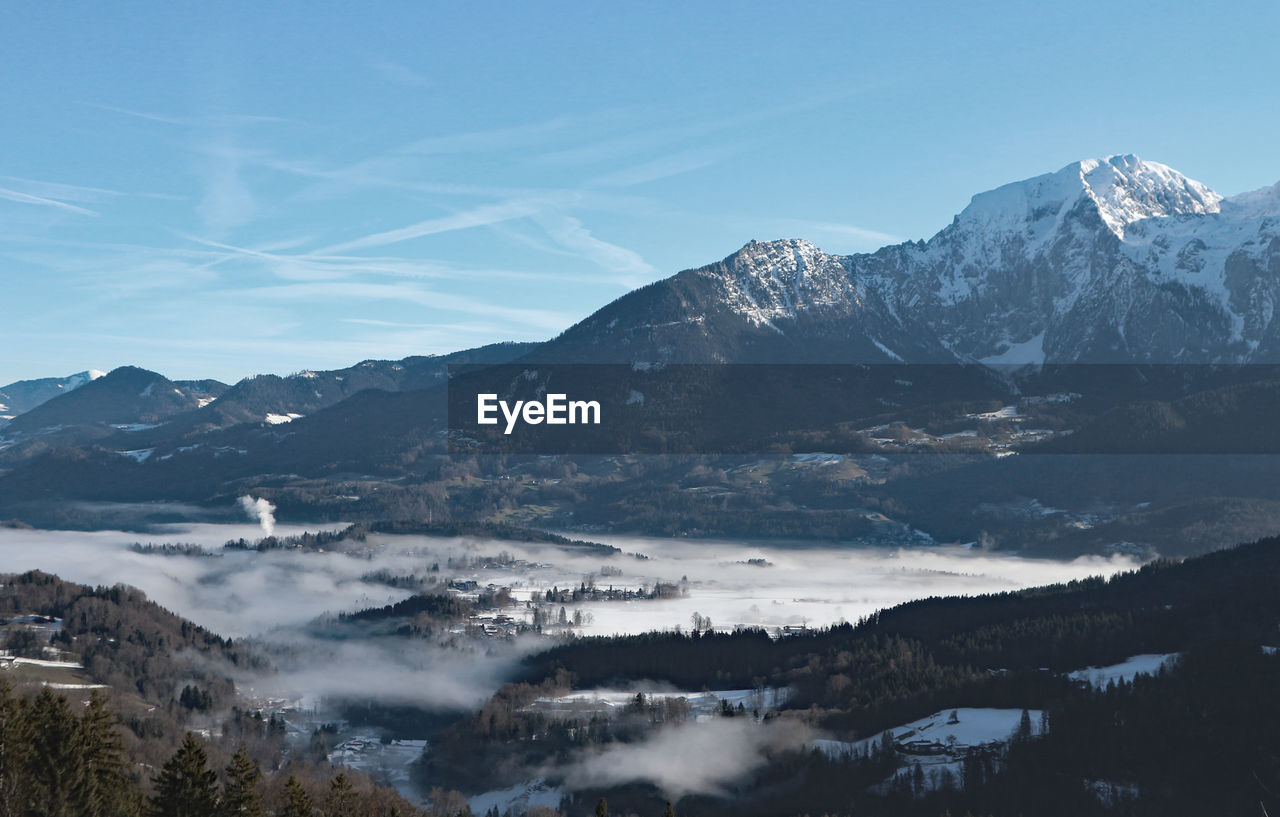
[81, 690, 136, 817]
[594, 797, 608, 817]
[662, 801, 675, 817]
[322, 772, 356, 817]
[280, 776, 313, 817]
[149, 732, 220, 817]
[0, 681, 30, 817]
[1015, 708, 1033, 743]
[220, 746, 264, 817]
[27, 687, 87, 817]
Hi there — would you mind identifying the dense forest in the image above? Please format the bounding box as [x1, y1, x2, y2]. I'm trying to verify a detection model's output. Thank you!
[0, 682, 417, 817]
[0, 572, 429, 816]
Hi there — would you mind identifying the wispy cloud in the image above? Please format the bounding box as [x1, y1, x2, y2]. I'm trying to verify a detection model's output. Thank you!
[89, 103, 188, 126]
[239, 280, 571, 333]
[313, 198, 552, 255]
[763, 218, 902, 249]
[90, 103, 289, 129]
[174, 232, 628, 289]
[0, 186, 98, 217]
[3, 243, 225, 296]
[339, 317, 519, 344]
[539, 215, 660, 286]
[561, 719, 813, 799]
[369, 59, 431, 88]
[197, 135, 257, 236]
[587, 147, 732, 188]
[0, 175, 181, 202]
[401, 111, 631, 157]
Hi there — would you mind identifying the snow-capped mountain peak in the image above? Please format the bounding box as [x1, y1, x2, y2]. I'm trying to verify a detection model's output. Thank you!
[1222, 179, 1280, 219]
[0, 369, 110, 425]
[955, 154, 1221, 241]
[1077, 154, 1222, 235]
[712, 238, 858, 326]
[70, 369, 108, 388]
[725, 238, 826, 274]
[540, 154, 1280, 365]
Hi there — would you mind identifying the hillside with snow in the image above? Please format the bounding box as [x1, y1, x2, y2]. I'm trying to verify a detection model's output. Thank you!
[0, 370, 105, 425]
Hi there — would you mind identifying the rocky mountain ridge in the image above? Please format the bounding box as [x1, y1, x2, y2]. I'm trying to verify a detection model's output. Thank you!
[539, 155, 1280, 366]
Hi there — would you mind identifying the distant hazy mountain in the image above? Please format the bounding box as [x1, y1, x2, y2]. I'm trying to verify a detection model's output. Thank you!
[0, 367, 228, 460]
[176, 341, 539, 432]
[0, 370, 105, 424]
[536, 155, 1280, 365]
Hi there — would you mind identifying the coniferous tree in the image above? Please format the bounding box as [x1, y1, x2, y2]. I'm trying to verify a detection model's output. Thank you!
[220, 746, 264, 817]
[0, 681, 29, 817]
[81, 690, 137, 817]
[27, 686, 87, 817]
[662, 801, 675, 817]
[1014, 708, 1033, 744]
[322, 772, 355, 817]
[594, 797, 608, 817]
[280, 776, 313, 817]
[149, 732, 220, 817]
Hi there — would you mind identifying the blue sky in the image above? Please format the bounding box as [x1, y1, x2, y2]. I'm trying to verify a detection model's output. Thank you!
[4, 1, 1280, 385]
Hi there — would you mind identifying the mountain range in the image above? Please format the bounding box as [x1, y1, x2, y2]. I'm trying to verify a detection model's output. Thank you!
[7, 154, 1280, 550]
[542, 154, 1280, 365]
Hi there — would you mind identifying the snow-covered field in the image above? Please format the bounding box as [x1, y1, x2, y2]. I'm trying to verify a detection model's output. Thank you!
[815, 707, 1046, 794]
[327, 737, 427, 795]
[527, 687, 788, 721]
[1067, 653, 1179, 688]
[815, 706, 1045, 760]
[468, 778, 563, 816]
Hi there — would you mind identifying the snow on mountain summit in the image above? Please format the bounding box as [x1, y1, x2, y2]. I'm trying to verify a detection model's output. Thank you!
[1222, 179, 1280, 219]
[542, 154, 1280, 365]
[956, 154, 1222, 240]
[0, 369, 110, 424]
[712, 238, 861, 327]
[1079, 154, 1222, 234]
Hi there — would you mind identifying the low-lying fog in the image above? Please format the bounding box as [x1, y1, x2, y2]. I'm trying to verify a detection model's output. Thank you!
[0, 523, 1140, 712]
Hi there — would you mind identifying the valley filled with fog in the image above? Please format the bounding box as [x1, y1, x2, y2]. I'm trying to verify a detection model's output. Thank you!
[0, 514, 1259, 812]
[0, 522, 1138, 708]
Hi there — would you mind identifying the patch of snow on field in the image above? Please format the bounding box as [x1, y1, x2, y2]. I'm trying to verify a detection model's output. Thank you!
[469, 778, 563, 816]
[327, 737, 427, 799]
[528, 687, 788, 721]
[969, 405, 1020, 421]
[815, 708, 1045, 794]
[890, 707, 1044, 747]
[815, 707, 1044, 760]
[1067, 654, 1178, 688]
[9, 657, 85, 670]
